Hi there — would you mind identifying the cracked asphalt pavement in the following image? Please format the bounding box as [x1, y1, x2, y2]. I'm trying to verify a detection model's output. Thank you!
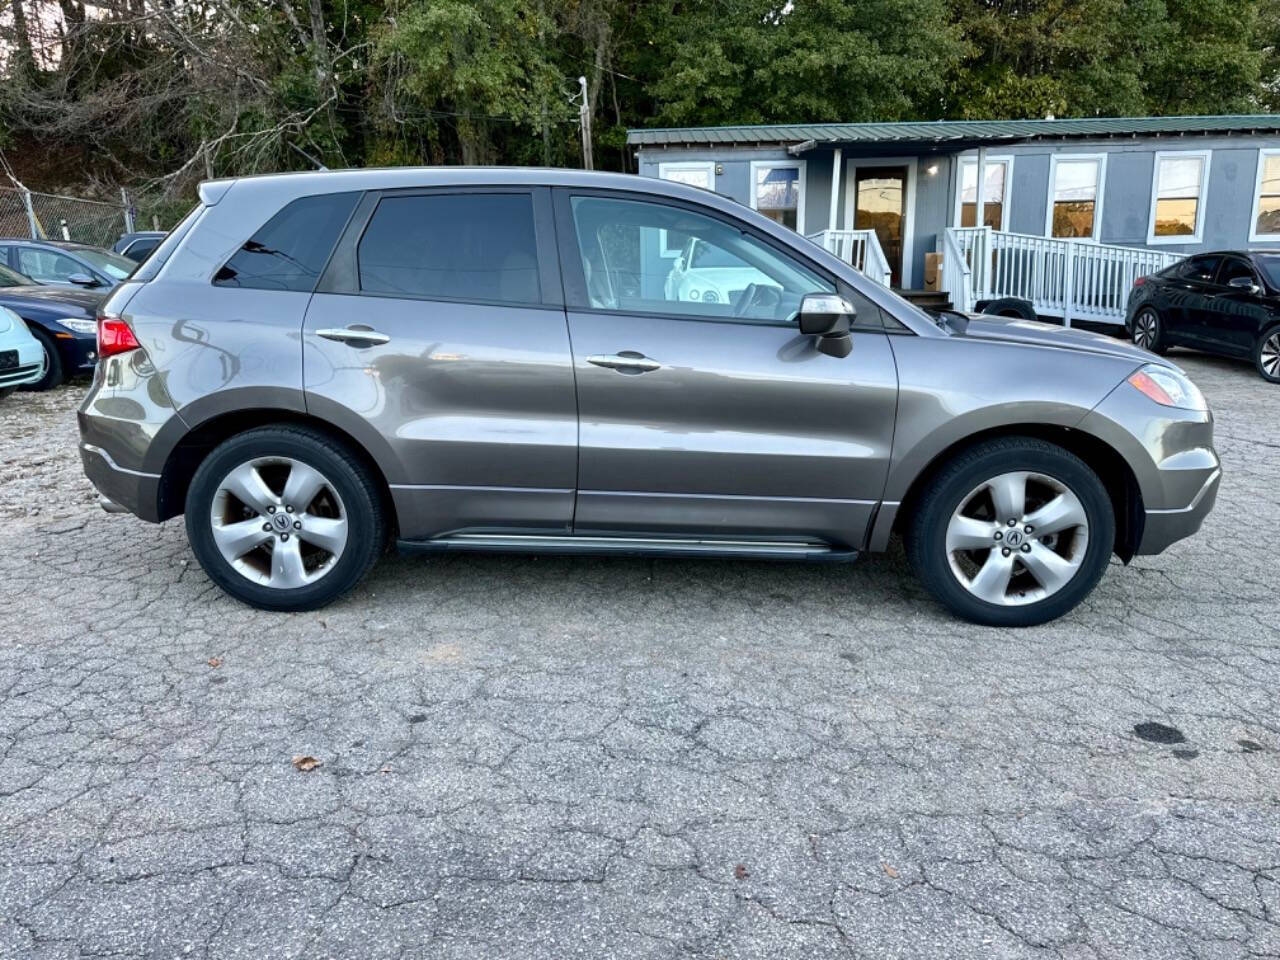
[1, 351, 1277, 959]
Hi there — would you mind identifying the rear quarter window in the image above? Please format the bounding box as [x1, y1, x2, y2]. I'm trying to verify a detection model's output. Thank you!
[214, 192, 359, 292]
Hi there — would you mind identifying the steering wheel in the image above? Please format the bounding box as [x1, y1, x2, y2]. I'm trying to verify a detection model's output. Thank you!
[734, 283, 783, 319]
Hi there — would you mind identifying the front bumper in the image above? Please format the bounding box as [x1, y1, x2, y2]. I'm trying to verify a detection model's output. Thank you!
[0, 336, 45, 389]
[1138, 466, 1220, 555]
[1079, 374, 1221, 556]
[56, 332, 98, 372]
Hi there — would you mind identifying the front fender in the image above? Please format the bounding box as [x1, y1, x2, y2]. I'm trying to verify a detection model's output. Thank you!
[883, 334, 1140, 502]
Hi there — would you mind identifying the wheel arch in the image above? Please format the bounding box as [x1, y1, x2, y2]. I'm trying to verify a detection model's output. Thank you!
[891, 423, 1144, 562]
[156, 409, 398, 532]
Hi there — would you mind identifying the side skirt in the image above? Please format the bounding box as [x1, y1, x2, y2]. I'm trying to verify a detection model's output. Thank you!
[396, 533, 858, 564]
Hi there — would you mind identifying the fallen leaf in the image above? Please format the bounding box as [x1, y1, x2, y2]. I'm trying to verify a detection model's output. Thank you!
[882, 862, 899, 879]
[733, 863, 749, 880]
[207, 657, 222, 668]
[292, 755, 322, 772]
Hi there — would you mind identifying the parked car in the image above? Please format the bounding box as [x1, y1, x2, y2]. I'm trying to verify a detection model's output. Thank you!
[0, 279, 103, 390]
[113, 231, 167, 263]
[0, 306, 46, 398]
[79, 169, 1220, 626]
[1126, 251, 1280, 383]
[0, 239, 134, 289]
[664, 236, 777, 305]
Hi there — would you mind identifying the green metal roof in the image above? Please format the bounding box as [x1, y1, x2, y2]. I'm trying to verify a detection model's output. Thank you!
[626, 114, 1280, 148]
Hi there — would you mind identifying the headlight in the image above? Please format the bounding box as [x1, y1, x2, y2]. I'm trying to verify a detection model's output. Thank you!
[57, 318, 98, 335]
[1126, 364, 1206, 411]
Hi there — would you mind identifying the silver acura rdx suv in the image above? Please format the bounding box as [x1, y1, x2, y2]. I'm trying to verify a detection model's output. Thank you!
[79, 168, 1220, 625]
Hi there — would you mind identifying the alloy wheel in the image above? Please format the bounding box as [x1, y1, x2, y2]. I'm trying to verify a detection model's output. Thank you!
[1262, 331, 1280, 379]
[945, 471, 1089, 607]
[209, 457, 348, 589]
[1134, 311, 1157, 350]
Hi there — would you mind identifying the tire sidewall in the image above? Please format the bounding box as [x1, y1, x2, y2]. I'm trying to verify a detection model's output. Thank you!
[911, 442, 1115, 627]
[1255, 324, 1280, 383]
[21, 326, 64, 392]
[185, 429, 382, 611]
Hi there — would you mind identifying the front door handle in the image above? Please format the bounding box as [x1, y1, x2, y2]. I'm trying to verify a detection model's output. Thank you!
[586, 351, 661, 373]
[316, 325, 391, 346]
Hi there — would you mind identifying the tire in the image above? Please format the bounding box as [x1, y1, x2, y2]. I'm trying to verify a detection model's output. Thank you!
[1254, 325, 1280, 383]
[19, 326, 65, 391]
[185, 425, 387, 611]
[1131, 307, 1167, 355]
[906, 437, 1115, 627]
[981, 297, 1038, 322]
[0, 386, 15, 400]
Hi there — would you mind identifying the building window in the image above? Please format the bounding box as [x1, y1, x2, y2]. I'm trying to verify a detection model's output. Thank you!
[657, 161, 715, 256]
[750, 161, 805, 233]
[1047, 156, 1105, 240]
[957, 157, 1011, 230]
[1251, 150, 1280, 240]
[1148, 151, 1210, 243]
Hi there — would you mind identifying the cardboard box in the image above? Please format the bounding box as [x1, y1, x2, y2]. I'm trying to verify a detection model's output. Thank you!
[924, 252, 942, 291]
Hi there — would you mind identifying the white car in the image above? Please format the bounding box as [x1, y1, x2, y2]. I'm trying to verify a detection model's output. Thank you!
[0, 306, 46, 399]
[664, 237, 780, 306]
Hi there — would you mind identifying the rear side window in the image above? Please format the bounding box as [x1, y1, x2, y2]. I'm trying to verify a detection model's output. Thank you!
[357, 193, 540, 304]
[1177, 255, 1221, 282]
[214, 192, 358, 291]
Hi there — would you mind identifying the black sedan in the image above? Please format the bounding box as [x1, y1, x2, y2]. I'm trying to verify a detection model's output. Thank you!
[0, 263, 104, 390]
[1125, 251, 1280, 382]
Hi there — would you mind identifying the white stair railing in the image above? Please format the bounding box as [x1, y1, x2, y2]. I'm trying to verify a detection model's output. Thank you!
[807, 229, 892, 287]
[943, 226, 1183, 325]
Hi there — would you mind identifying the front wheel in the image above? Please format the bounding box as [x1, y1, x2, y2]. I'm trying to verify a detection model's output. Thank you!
[19, 326, 65, 391]
[185, 426, 387, 611]
[1255, 325, 1280, 383]
[906, 438, 1115, 627]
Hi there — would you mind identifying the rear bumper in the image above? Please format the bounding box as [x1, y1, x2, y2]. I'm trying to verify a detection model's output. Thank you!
[80, 441, 162, 522]
[1136, 466, 1220, 555]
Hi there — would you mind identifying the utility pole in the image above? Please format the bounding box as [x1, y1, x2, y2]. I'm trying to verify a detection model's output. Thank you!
[577, 76, 593, 171]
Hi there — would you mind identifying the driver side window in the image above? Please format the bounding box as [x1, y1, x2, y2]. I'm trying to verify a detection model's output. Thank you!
[18, 248, 83, 283]
[567, 195, 833, 323]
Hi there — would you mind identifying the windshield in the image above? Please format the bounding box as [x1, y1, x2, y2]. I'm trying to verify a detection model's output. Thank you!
[74, 248, 136, 280]
[0, 264, 32, 287]
[1256, 254, 1280, 291]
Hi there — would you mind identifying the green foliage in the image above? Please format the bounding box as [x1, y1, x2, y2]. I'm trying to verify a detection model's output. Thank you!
[0, 0, 1273, 194]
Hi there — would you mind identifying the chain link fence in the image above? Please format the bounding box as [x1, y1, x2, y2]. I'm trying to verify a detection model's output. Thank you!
[0, 186, 137, 248]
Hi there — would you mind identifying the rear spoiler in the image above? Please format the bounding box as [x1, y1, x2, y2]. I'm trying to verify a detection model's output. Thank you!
[198, 179, 235, 206]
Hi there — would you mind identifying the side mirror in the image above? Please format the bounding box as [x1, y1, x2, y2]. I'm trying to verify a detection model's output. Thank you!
[798, 293, 854, 358]
[67, 273, 98, 287]
[1227, 275, 1261, 295]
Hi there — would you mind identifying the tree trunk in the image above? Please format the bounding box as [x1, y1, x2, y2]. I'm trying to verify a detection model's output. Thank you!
[8, 0, 36, 79]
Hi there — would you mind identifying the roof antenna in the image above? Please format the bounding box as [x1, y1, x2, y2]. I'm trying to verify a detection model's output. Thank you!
[288, 142, 328, 171]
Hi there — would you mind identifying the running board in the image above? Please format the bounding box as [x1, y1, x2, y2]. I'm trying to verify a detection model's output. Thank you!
[397, 533, 858, 563]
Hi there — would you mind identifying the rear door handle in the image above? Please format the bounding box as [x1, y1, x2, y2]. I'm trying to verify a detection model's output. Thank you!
[586, 351, 661, 373]
[316, 325, 390, 346]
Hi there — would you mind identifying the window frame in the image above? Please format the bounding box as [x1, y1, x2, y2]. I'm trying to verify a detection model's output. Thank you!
[1214, 254, 1261, 288]
[551, 186, 885, 331]
[1146, 149, 1212, 245]
[953, 154, 1014, 231]
[316, 186, 563, 310]
[749, 160, 807, 235]
[1045, 153, 1107, 242]
[656, 161, 716, 257]
[1248, 148, 1280, 242]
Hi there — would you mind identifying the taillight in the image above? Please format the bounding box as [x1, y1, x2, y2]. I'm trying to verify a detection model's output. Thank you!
[97, 316, 140, 358]
[1133, 276, 1147, 287]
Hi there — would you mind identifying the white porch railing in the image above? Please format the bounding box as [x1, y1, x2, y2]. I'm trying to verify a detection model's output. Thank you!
[943, 226, 1183, 325]
[807, 229, 892, 287]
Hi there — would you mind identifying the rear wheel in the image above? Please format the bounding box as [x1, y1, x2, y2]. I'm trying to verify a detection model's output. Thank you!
[1131, 307, 1167, 355]
[19, 326, 65, 391]
[1255, 325, 1280, 383]
[906, 438, 1115, 627]
[185, 426, 387, 611]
